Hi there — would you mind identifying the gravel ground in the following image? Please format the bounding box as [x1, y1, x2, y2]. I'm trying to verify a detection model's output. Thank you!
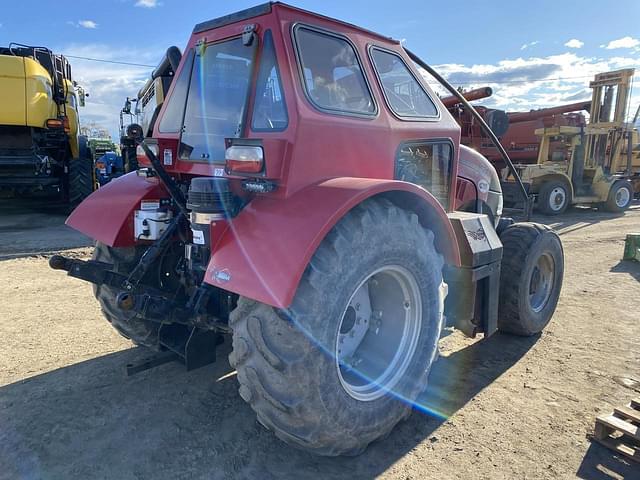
[0, 202, 639, 479]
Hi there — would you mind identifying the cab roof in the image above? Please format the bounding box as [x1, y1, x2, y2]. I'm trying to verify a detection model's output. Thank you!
[193, 2, 399, 45]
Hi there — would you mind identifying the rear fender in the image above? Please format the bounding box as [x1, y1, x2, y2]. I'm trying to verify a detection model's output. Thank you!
[66, 172, 168, 247]
[205, 177, 460, 308]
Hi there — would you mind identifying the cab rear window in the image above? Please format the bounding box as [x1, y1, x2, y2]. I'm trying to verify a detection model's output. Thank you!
[179, 38, 256, 162]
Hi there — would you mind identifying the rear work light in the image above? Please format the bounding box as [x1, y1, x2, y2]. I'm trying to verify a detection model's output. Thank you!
[46, 118, 64, 129]
[225, 138, 264, 175]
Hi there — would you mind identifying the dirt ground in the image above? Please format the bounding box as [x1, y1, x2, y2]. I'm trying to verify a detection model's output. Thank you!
[0, 200, 639, 480]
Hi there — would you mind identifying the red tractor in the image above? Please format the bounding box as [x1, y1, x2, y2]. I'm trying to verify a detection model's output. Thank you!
[50, 2, 564, 456]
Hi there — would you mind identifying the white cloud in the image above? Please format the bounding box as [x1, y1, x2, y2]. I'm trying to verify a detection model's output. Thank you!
[520, 41, 540, 50]
[564, 39, 584, 49]
[69, 20, 98, 29]
[601, 36, 640, 49]
[135, 0, 161, 7]
[78, 20, 98, 29]
[420, 52, 639, 120]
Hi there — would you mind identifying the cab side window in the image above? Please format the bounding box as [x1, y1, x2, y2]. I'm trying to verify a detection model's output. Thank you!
[158, 49, 195, 133]
[252, 30, 288, 131]
[294, 26, 375, 116]
[370, 48, 437, 118]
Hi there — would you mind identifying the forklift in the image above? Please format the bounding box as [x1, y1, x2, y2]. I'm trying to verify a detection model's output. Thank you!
[502, 69, 639, 215]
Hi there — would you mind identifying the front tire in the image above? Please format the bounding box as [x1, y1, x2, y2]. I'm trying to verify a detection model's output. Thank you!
[229, 199, 446, 456]
[605, 180, 633, 213]
[498, 223, 564, 336]
[537, 180, 570, 215]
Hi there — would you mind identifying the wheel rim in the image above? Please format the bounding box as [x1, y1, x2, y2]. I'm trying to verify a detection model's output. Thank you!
[615, 186, 630, 208]
[528, 252, 555, 313]
[336, 265, 422, 402]
[548, 187, 567, 212]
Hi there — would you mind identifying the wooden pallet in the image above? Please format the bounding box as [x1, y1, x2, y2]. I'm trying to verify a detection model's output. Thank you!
[592, 398, 640, 463]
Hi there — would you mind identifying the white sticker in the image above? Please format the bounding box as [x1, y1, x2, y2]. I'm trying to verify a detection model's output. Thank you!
[213, 168, 225, 177]
[478, 179, 490, 194]
[163, 149, 173, 166]
[213, 268, 231, 284]
[192, 229, 205, 245]
[140, 200, 160, 210]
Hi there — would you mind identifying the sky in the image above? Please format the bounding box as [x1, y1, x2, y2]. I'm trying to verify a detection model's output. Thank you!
[1, 0, 638, 139]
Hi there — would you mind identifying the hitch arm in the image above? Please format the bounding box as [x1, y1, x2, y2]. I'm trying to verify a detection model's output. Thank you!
[49, 255, 231, 333]
[50, 255, 127, 290]
[49, 254, 167, 301]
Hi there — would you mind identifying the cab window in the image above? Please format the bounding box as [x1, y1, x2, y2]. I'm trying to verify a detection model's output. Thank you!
[252, 30, 288, 131]
[294, 26, 375, 116]
[179, 38, 257, 162]
[158, 49, 194, 133]
[370, 47, 438, 118]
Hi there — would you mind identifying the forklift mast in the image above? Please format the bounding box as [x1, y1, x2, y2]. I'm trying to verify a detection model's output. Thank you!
[584, 68, 635, 172]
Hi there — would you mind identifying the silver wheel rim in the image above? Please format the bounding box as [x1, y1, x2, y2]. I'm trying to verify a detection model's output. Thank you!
[529, 252, 555, 313]
[615, 186, 630, 208]
[548, 187, 567, 212]
[336, 265, 422, 402]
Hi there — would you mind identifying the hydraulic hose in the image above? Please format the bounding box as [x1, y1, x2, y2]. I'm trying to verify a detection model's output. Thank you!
[403, 48, 531, 214]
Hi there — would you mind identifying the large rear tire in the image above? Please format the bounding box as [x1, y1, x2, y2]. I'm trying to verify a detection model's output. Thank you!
[229, 198, 447, 456]
[498, 223, 564, 336]
[92, 243, 162, 349]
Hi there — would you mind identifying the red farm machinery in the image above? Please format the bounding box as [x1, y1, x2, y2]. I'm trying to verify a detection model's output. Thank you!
[443, 87, 591, 170]
[50, 2, 564, 456]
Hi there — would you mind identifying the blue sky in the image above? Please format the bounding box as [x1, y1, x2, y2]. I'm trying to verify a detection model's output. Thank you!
[1, 0, 638, 138]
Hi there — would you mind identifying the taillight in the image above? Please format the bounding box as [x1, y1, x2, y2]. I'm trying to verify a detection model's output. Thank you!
[63, 116, 70, 133]
[137, 143, 159, 158]
[225, 144, 264, 175]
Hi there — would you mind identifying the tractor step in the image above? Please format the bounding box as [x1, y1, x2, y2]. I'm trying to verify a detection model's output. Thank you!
[591, 398, 640, 463]
[125, 327, 223, 376]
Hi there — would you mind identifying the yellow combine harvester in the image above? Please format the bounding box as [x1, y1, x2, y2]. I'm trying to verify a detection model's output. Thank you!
[502, 68, 639, 215]
[0, 43, 93, 205]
